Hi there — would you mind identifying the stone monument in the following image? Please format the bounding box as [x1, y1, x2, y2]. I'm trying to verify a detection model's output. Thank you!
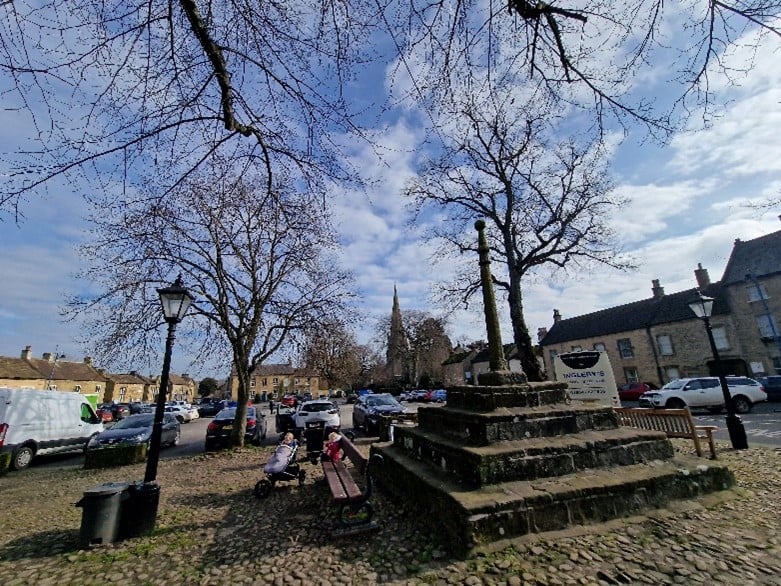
[371, 220, 734, 555]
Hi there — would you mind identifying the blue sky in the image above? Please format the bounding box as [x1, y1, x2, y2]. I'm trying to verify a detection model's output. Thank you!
[1, 11, 780, 381]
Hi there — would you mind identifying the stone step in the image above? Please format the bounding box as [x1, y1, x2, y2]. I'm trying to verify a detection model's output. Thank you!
[416, 403, 620, 445]
[371, 442, 734, 554]
[446, 382, 568, 411]
[391, 425, 673, 487]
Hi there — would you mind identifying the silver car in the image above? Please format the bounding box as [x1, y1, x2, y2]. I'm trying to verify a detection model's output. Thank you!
[638, 376, 767, 413]
[292, 399, 341, 432]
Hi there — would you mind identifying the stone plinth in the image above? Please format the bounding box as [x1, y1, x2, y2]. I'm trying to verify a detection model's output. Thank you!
[371, 381, 735, 555]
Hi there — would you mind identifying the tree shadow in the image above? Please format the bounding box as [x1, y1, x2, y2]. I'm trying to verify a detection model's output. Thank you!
[0, 529, 81, 560]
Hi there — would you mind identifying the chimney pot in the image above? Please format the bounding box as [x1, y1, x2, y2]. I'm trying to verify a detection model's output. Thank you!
[43, 352, 53, 362]
[21, 346, 32, 360]
[694, 263, 711, 289]
[553, 309, 562, 323]
[652, 279, 665, 298]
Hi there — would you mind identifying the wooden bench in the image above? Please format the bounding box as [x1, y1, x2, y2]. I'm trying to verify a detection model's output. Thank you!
[321, 435, 383, 534]
[615, 407, 718, 459]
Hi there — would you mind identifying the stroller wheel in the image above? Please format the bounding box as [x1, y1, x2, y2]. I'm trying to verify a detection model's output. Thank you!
[298, 469, 306, 485]
[254, 479, 272, 499]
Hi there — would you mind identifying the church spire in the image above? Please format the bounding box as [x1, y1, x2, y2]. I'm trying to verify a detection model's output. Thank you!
[387, 285, 406, 380]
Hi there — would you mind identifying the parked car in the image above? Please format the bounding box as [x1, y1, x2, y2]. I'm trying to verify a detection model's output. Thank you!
[96, 404, 115, 423]
[430, 389, 447, 403]
[128, 402, 153, 415]
[185, 404, 200, 420]
[292, 399, 341, 434]
[280, 394, 298, 407]
[205, 406, 267, 450]
[345, 393, 358, 404]
[617, 382, 653, 402]
[352, 393, 406, 435]
[86, 413, 181, 451]
[198, 400, 227, 417]
[638, 376, 767, 413]
[275, 403, 297, 434]
[164, 404, 193, 423]
[757, 376, 781, 401]
[112, 403, 131, 421]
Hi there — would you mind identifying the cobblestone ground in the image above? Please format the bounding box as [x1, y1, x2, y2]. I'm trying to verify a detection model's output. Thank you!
[1, 440, 779, 585]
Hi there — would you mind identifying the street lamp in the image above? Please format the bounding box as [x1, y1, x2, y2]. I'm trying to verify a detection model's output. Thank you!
[688, 291, 748, 450]
[136, 275, 194, 532]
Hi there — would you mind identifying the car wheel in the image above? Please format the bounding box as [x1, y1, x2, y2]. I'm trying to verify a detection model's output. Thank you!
[665, 398, 686, 410]
[732, 396, 752, 414]
[11, 444, 35, 471]
[176, 415, 184, 424]
[254, 479, 272, 499]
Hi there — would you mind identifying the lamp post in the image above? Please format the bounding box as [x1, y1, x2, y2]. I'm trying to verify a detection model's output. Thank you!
[688, 291, 748, 450]
[135, 275, 194, 533]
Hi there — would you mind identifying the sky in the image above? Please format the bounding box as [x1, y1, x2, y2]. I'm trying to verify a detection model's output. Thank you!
[1, 9, 780, 381]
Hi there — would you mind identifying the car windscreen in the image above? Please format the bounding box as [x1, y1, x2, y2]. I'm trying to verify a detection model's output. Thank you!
[661, 380, 686, 390]
[215, 408, 237, 419]
[113, 415, 154, 429]
[302, 402, 334, 413]
[366, 395, 398, 407]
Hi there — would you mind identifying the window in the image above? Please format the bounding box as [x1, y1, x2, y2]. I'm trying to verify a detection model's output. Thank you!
[272, 378, 279, 385]
[711, 326, 730, 350]
[624, 367, 639, 383]
[617, 338, 634, 358]
[747, 283, 769, 302]
[773, 357, 781, 375]
[665, 367, 680, 381]
[593, 343, 606, 352]
[74, 385, 82, 392]
[656, 335, 674, 356]
[48, 384, 57, 390]
[571, 345, 582, 352]
[250, 378, 256, 387]
[261, 378, 267, 386]
[96, 385, 101, 392]
[119, 387, 127, 401]
[756, 314, 780, 339]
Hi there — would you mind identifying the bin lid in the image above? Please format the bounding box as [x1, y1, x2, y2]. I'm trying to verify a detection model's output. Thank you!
[83, 481, 130, 496]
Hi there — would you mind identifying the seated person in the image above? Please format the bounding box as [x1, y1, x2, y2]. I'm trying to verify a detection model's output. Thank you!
[321, 431, 343, 462]
[263, 432, 297, 474]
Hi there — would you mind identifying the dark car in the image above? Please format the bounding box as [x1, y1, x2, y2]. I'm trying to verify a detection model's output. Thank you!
[205, 406, 267, 450]
[275, 404, 297, 434]
[617, 382, 652, 402]
[198, 400, 227, 417]
[96, 404, 115, 422]
[112, 403, 131, 420]
[352, 393, 406, 435]
[758, 376, 781, 401]
[86, 413, 181, 451]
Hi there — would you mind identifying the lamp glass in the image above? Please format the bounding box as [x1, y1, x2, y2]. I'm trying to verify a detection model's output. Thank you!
[157, 278, 194, 321]
[688, 294, 714, 319]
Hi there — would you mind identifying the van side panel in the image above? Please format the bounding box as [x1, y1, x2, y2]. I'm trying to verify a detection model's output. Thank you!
[0, 388, 104, 461]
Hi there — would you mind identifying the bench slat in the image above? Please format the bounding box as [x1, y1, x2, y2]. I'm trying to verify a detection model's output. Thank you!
[323, 452, 364, 502]
[615, 407, 717, 459]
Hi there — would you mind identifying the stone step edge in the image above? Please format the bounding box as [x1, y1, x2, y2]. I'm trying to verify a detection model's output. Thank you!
[394, 425, 668, 457]
[372, 442, 734, 514]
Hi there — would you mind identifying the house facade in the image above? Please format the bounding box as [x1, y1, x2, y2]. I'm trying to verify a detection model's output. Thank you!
[148, 373, 198, 404]
[0, 346, 108, 398]
[104, 372, 153, 403]
[539, 229, 781, 387]
[229, 363, 321, 402]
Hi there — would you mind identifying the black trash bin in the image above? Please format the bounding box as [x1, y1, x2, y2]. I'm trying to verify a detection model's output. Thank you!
[304, 421, 326, 463]
[75, 481, 130, 548]
[119, 481, 161, 539]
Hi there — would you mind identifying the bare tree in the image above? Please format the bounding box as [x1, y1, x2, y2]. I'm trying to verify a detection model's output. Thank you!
[66, 161, 354, 446]
[406, 94, 631, 381]
[391, 0, 781, 137]
[0, 0, 375, 218]
[299, 320, 365, 391]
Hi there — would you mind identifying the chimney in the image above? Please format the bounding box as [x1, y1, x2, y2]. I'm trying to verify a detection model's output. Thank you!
[21, 346, 32, 360]
[694, 263, 711, 289]
[651, 279, 665, 299]
[537, 327, 548, 342]
[553, 309, 562, 323]
[84, 356, 93, 365]
[43, 352, 53, 362]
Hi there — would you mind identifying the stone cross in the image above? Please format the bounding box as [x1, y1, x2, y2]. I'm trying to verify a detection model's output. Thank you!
[475, 220, 509, 371]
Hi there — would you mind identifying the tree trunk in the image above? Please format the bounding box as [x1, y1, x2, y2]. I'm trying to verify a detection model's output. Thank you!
[231, 360, 250, 447]
[507, 265, 544, 382]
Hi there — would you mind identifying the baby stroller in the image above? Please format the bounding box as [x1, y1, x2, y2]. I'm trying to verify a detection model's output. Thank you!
[254, 437, 305, 499]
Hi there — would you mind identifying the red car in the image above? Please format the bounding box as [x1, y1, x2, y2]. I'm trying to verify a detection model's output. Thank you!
[617, 382, 652, 402]
[96, 405, 115, 422]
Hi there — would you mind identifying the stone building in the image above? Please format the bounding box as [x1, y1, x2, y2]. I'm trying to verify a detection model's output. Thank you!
[0, 346, 108, 397]
[441, 346, 480, 386]
[104, 371, 153, 403]
[539, 229, 781, 387]
[147, 373, 197, 404]
[229, 363, 320, 402]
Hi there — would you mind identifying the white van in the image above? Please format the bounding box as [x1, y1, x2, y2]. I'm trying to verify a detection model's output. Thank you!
[0, 387, 104, 470]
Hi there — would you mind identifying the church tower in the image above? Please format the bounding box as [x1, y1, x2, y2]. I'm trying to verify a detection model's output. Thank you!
[386, 285, 407, 381]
